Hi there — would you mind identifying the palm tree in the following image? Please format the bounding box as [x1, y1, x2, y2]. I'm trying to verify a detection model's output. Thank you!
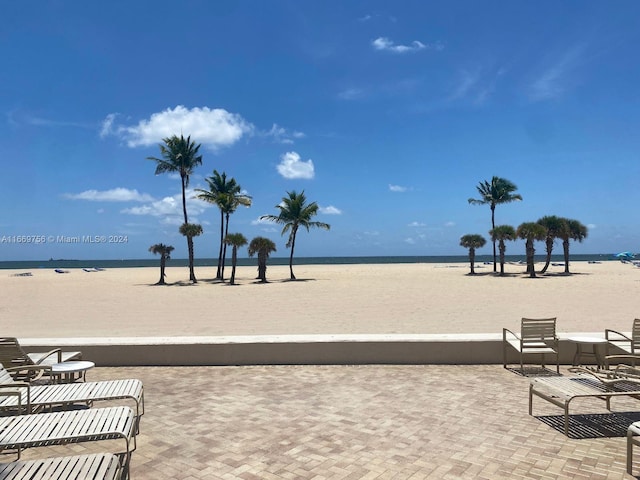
[558, 218, 588, 274]
[248, 236, 277, 283]
[468, 176, 522, 273]
[459, 234, 486, 275]
[195, 171, 252, 280]
[179, 223, 203, 282]
[537, 215, 566, 274]
[224, 233, 247, 285]
[516, 222, 547, 278]
[490, 225, 516, 275]
[148, 243, 174, 285]
[260, 190, 330, 280]
[148, 135, 203, 282]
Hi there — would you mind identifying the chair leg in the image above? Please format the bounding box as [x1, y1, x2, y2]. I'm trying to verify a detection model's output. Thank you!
[628, 429, 635, 475]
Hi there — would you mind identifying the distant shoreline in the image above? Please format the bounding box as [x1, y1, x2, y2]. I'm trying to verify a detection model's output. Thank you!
[0, 253, 615, 269]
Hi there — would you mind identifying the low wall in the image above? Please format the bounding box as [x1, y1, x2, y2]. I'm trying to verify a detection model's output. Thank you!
[19, 333, 615, 367]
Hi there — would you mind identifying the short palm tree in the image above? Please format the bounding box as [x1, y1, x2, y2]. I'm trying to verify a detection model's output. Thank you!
[195, 170, 251, 280]
[148, 243, 174, 285]
[178, 223, 203, 282]
[148, 135, 203, 282]
[516, 222, 547, 278]
[459, 234, 486, 275]
[537, 215, 566, 274]
[558, 218, 588, 274]
[260, 190, 330, 280]
[224, 233, 248, 285]
[248, 236, 277, 283]
[468, 176, 522, 273]
[490, 225, 516, 275]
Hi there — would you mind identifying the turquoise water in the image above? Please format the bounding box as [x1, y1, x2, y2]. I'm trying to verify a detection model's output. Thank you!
[0, 254, 614, 270]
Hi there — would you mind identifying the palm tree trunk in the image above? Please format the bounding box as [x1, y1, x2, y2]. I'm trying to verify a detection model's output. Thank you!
[489, 205, 498, 273]
[216, 211, 224, 279]
[221, 213, 230, 281]
[499, 241, 505, 275]
[180, 175, 196, 283]
[187, 236, 197, 283]
[289, 230, 297, 280]
[258, 252, 267, 282]
[563, 239, 571, 274]
[469, 248, 476, 275]
[158, 256, 166, 285]
[526, 240, 536, 278]
[540, 238, 553, 274]
[230, 247, 237, 285]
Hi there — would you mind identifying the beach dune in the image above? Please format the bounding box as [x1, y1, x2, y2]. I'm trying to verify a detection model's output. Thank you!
[2, 261, 638, 338]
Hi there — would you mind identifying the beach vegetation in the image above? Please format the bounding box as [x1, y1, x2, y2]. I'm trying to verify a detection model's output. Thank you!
[195, 170, 252, 280]
[516, 222, 547, 278]
[179, 223, 203, 283]
[148, 243, 174, 285]
[536, 215, 567, 274]
[489, 225, 516, 275]
[260, 190, 330, 280]
[224, 233, 248, 285]
[468, 177, 522, 273]
[558, 218, 588, 274]
[459, 234, 486, 275]
[148, 134, 203, 283]
[248, 236, 277, 283]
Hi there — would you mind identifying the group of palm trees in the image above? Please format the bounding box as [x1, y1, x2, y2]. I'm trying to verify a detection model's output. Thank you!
[461, 176, 588, 277]
[147, 134, 330, 285]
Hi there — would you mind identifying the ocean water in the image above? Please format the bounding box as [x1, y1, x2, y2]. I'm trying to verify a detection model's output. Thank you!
[0, 254, 614, 270]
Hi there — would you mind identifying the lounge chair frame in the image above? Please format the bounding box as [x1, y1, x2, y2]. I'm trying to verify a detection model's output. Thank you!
[503, 317, 559, 374]
[605, 319, 640, 363]
[0, 406, 136, 479]
[0, 453, 124, 480]
[0, 337, 81, 382]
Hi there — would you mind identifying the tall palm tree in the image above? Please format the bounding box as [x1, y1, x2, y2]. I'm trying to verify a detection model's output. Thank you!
[516, 222, 547, 278]
[179, 223, 203, 282]
[459, 234, 486, 275]
[490, 225, 516, 275]
[536, 215, 566, 274]
[195, 171, 251, 279]
[148, 243, 174, 285]
[260, 190, 330, 280]
[558, 218, 588, 274]
[148, 135, 203, 282]
[248, 236, 277, 283]
[468, 176, 522, 273]
[224, 233, 247, 285]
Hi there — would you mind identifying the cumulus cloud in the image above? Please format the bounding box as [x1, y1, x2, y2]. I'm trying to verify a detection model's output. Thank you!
[121, 190, 210, 225]
[101, 106, 254, 150]
[64, 188, 154, 202]
[404, 237, 416, 244]
[276, 151, 315, 179]
[319, 205, 342, 215]
[389, 184, 408, 192]
[266, 124, 305, 144]
[372, 37, 443, 54]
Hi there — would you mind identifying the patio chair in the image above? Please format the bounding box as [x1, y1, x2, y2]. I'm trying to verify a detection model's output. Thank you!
[0, 453, 124, 480]
[503, 317, 559, 374]
[0, 337, 81, 382]
[0, 363, 144, 428]
[605, 319, 640, 364]
[0, 406, 136, 478]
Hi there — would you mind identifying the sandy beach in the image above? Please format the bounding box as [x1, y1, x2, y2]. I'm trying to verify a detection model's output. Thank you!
[2, 261, 639, 338]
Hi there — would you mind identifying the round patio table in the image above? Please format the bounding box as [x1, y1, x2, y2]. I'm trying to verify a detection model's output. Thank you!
[50, 360, 95, 383]
[567, 336, 608, 370]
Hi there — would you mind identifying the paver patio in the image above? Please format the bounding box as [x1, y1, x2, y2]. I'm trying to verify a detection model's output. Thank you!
[8, 365, 640, 479]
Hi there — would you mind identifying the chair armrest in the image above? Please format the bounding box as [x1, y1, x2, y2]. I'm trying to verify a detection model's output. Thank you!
[502, 328, 521, 342]
[4, 364, 51, 383]
[605, 329, 632, 342]
[33, 348, 63, 364]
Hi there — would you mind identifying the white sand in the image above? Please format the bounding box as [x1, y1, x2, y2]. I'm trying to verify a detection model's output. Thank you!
[2, 261, 639, 338]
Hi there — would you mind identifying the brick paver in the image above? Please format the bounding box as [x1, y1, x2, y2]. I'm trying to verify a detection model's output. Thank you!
[11, 365, 640, 479]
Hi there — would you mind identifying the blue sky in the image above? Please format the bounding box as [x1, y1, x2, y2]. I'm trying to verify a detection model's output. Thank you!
[2, 1, 640, 260]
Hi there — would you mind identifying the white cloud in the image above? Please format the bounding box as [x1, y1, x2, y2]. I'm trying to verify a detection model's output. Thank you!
[338, 88, 366, 100]
[121, 189, 210, 224]
[101, 105, 254, 150]
[445, 221, 456, 227]
[587, 223, 596, 229]
[64, 188, 154, 202]
[266, 123, 305, 144]
[372, 37, 443, 54]
[408, 221, 426, 227]
[527, 45, 585, 102]
[251, 217, 274, 226]
[389, 184, 408, 192]
[404, 237, 416, 244]
[320, 205, 342, 215]
[276, 151, 315, 179]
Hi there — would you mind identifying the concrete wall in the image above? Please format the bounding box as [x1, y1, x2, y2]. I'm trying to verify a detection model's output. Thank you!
[19, 333, 615, 367]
